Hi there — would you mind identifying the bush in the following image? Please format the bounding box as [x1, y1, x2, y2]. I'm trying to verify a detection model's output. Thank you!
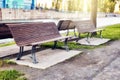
[0, 70, 27, 80]
[100, 0, 115, 13]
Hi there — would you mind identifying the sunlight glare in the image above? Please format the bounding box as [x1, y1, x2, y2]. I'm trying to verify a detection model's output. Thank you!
[37, 0, 52, 8]
[83, 0, 88, 12]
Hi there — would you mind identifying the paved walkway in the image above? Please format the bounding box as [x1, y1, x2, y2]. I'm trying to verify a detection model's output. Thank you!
[0, 40, 120, 80]
[14, 40, 120, 80]
[97, 17, 120, 28]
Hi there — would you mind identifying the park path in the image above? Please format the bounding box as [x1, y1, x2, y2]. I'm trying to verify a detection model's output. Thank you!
[97, 17, 120, 28]
[1, 40, 119, 80]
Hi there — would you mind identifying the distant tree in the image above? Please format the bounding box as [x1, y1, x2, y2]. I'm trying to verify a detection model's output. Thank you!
[53, 0, 62, 11]
[68, 0, 72, 11]
[68, 0, 82, 12]
[98, 0, 116, 12]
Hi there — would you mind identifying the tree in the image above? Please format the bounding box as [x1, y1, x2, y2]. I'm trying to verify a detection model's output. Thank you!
[52, 0, 62, 11]
[67, 0, 82, 12]
[91, 0, 97, 27]
[98, 0, 116, 12]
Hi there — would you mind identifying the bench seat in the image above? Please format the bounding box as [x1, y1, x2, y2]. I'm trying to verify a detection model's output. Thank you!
[31, 36, 71, 45]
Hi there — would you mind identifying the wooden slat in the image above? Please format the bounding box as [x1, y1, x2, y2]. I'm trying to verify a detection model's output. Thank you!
[7, 22, 69, 46]
[75, 20, 103, 33]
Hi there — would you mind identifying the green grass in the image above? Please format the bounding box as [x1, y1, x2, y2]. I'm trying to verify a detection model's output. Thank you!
[0, 60, 27, 80]
[0, 70, 27, 80]
[102, 24, 120, 40]
[0, 42, 15, 47]
[41, 41, 98, 50]
[0, 24, 120, 50]
[0, 59, 17, 67]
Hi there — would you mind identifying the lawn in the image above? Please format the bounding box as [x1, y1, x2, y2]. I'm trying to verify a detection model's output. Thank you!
[0, 24, 120, 49]
[0, 42, 15, 47]
[102, 24, 120, 40]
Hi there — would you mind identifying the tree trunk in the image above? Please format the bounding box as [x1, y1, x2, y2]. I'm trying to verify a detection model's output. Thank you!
[55, 0, 59, 11]
[91, 0, 97, 27]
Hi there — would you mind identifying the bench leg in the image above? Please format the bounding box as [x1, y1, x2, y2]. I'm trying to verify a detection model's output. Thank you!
[52, 41, 57, 49]
[86, 33, 90, 43]
[31, 45, 38, 64]
[74, 28, 77, 37]
[64, 38, 69, 51]
[66, 29, 69, 36]
[100, 30, 103, 38]
[90, 32, 94, 38]
[17, 46, 24, 60]
[76, 33, 80, 42]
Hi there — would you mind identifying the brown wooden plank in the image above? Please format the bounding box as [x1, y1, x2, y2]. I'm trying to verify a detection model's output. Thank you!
[7, 22, 66, 46]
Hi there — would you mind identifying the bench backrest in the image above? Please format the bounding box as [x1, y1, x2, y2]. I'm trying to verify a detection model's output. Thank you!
[0, 24, 13, 39]
[8, 22, 61, 46]
[74, 20, 96, 33]
[57, 20, 64, 30]
[57, 20, 73, 30]
[68, 21, 76, 29]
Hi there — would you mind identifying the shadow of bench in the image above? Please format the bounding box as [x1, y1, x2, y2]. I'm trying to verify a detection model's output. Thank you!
[7, 22, 71, 64]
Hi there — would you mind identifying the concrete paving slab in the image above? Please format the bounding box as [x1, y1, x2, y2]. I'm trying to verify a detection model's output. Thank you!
[78, 38, 110, 46]
[0, 45, 31, 58]
[11, 49, 82, 69]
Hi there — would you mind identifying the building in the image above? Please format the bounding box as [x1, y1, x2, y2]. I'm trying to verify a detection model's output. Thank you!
[0, 0, 35, 10]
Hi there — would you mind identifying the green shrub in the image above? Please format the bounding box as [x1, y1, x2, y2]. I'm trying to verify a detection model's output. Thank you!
[0, 70, 26, 80]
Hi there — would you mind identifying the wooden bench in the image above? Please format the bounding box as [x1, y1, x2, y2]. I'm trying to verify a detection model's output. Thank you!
[57, 20, 77, 41]
[74, 20, 104, 42]
[0, 24, 12, 39]
[57, 20, 76, 35]
[0, 22, 42, 39]
[7, 22, 71, 64]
